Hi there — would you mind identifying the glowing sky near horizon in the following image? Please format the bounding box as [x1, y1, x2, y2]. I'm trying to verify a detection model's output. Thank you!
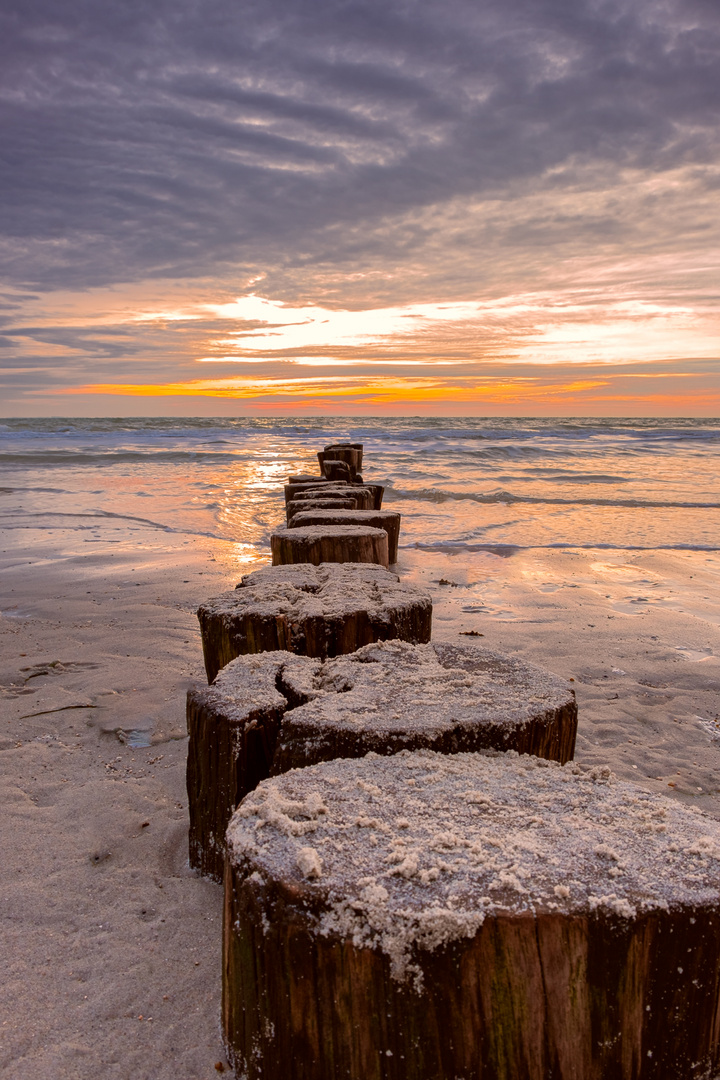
[1, 0, 719, 415]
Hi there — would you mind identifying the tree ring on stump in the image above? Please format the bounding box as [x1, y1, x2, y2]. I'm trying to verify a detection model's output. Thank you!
[223, 749, 720, 1080]
[197, 562, 433, 682]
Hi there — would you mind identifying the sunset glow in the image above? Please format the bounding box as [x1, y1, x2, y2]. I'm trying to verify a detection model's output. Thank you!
[1, 0, 718, 416]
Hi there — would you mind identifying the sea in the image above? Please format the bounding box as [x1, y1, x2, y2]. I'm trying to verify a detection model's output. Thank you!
[1, 416, 720, 625]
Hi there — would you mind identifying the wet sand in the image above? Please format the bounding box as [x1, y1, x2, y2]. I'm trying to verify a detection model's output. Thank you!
[2, 528, 720, 1078]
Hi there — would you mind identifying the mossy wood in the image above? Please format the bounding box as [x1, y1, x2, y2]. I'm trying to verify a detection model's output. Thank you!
[290, 509, 401, 563]
[271, 524, 389, 568]
[224, 887, 720, 1080]
[196, 562, 433, 682]
[223, 750, 720, 1080]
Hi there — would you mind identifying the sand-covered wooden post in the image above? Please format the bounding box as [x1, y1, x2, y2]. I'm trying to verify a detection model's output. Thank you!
[272, 639, 577, 769]
[187, 640, 575, 876]
[271, 524, 389, 568]
[197, 562, 433, 681]
[223, 749, 720, 1080]
[290, 508, 401, 563]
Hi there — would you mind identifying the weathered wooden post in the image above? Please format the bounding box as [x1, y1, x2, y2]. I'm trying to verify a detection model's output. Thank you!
[187, 640, 576, 878]
[223, 748, 720, 1080]
[318, 444, 363, 478]
[289, 509, 402, 563]
[197, 563, 433, 681]
[271, 524, 389, 568]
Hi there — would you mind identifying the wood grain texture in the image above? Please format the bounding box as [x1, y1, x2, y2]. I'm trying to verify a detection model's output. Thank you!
[318, 446, 362, 478]
[321, 459, 352, 482]
[224, 877, 720, 1080]
[186, 658, 288, 881]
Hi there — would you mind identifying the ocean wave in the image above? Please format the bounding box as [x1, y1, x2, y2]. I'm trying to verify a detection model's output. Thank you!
[408, 541, 720, 554]
[0, 449, 249, 467]
[385, 486, 720, 510]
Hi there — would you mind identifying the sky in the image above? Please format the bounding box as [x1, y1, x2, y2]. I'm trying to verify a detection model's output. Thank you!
[1, 0, 719, 416]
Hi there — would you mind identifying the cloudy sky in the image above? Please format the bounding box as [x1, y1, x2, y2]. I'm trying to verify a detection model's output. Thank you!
[1, 0, 719, 415]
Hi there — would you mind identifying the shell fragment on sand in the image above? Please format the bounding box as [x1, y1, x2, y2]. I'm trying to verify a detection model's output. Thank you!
[290, 509, 401, 563]
[271, 524, 389, 569]
[196, 562, 432, 682]
[187, 640, 575, 879]
[224, 749, 720, 1080]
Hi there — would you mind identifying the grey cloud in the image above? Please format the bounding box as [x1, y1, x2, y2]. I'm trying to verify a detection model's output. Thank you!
[0, 0, 718, 291]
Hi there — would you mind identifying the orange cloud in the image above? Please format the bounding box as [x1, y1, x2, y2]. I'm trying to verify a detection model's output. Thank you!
[53, 374, 610, 404]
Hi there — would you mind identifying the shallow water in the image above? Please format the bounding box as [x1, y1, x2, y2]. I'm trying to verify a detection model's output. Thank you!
[1, 417, 719, 560]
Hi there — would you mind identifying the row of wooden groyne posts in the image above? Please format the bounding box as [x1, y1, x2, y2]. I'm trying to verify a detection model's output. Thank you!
[186, 441, 720, 1080]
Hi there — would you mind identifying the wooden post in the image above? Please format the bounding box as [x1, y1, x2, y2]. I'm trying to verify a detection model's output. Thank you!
[223, 749, 720, 1080]
[186, 652, 297, 881]
[271, 525, 389, 569]
[196, 562, 433, 681]
[357, 482, 384, 509]
[290, 509, 401, 563]
[189, 639, 575, 879]
[318, 445, 362, 478]
[286, 497, 359, 524]
[274, 639, 577, 771]
[321, 458, 352, 482]
[285, 480, 349, 504]
[325, 442, 363, 471]
[290, 487, 373, 510]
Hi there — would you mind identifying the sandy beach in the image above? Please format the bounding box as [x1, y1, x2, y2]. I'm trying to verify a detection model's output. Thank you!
[0, 534, 239, 1079]
[3, 421, 720, 1077]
